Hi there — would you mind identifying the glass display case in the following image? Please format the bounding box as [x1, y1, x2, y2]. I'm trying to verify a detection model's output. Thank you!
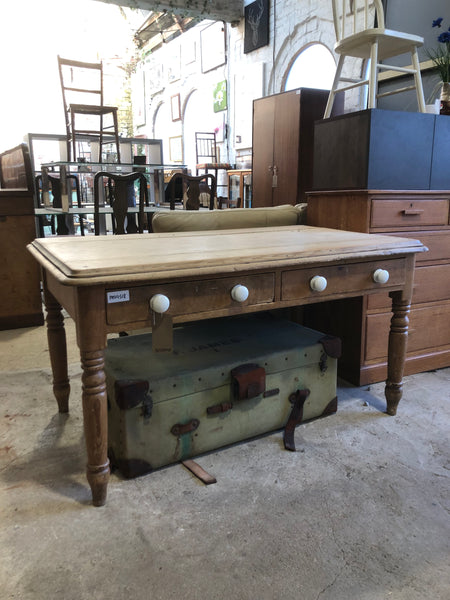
[26, 133, 164, 171]
[227, 169, 252, 208]
[26, 133, 168, 210]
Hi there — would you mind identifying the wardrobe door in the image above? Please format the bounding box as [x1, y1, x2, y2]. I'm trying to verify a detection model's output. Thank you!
[252, 95, 276, 207]
[271, 90, 301, 206]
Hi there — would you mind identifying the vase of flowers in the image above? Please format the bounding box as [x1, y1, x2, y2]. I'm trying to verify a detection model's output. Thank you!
[428, 18, 450, 115]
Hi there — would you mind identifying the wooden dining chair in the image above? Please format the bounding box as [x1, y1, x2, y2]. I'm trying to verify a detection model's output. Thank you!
[58, 56, 121, 163]
[167, 172, 216, 211]
[324, 0, 426, 117]
[35, 172, 84, 235]
[93, 171, 148, 235]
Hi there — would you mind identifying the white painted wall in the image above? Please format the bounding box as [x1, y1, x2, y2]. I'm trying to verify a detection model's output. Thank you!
[133, 1, 368, 171]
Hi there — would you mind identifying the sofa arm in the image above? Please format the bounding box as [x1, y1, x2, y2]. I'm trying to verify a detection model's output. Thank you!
[294, 203, 307, 224]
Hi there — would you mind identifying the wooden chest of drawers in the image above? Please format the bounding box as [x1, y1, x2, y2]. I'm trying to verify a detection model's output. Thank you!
[306, 190, 450, 385]
[0, 190, 44, 329]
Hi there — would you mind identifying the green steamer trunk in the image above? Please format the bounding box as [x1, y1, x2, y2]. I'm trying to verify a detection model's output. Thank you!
[105, 316, 340, 478]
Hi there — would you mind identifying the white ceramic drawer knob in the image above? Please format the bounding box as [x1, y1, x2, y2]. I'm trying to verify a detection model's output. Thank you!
[150, 294, 170, 314]
[373, 269, 390, 284]
[231, 284, 249, 303]
[310, 275, 328, 292]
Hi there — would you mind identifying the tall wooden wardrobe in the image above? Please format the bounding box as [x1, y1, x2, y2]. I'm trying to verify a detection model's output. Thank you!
[251, 88, 331, 207]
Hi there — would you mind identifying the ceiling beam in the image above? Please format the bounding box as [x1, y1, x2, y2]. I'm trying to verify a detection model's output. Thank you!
[94, 0, 243, 23]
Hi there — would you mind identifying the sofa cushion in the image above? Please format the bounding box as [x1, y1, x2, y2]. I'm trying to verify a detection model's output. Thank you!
[152, 204, 307, 233]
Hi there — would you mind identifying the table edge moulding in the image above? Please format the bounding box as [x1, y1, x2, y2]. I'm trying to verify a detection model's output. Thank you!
[28, 225, 427, 506]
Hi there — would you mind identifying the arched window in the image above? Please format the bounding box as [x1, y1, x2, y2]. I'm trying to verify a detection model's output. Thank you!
[183, 90, 218, 175]
[284, 43, 336, 91]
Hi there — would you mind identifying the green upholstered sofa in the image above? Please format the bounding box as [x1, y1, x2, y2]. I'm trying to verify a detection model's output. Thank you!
[151, 204, 307, 233]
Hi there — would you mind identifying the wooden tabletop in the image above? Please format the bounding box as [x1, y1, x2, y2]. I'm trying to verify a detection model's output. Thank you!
[28, 225, 427, 286]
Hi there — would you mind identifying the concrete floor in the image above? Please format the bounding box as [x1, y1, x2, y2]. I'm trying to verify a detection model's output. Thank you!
[0, 318, 449, 600]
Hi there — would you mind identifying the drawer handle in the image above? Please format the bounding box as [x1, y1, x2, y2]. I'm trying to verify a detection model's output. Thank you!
[149, 294, 170, 314]
[310, 275, 328, 292]
[402, 209, 423, 216]
[373, 268, 390, 284]
[231, 284, 249, 303]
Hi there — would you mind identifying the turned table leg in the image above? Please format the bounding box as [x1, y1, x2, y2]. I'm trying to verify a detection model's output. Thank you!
[385, 290, 411, 416]
[44, 288, 70, 413]
[81, 349, 110, 507]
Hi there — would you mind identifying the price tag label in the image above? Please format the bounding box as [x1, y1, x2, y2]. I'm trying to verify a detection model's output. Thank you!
[106, 290, 130, 304]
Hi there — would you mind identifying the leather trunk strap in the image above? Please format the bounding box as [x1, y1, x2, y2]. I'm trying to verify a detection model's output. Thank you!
[284, 389, 310, 452]
[182, 459, 217, 485]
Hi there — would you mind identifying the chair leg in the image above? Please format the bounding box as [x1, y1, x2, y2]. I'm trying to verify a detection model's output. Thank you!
[368, 41, 379, 109]
[71, 112, 77, 161]
[73, 177, 84, 236]
[99, 114, 103, 164]
[324, 55, 344, 118]
[65, 127, 71, 162]
[113, 111, 121, 163]
[411, 47, 426, 113]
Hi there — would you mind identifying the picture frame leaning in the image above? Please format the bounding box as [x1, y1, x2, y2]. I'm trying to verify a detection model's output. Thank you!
[169, 136, 183, 163]
[201, 22, 226, 73]
[171, 94, 181, 122]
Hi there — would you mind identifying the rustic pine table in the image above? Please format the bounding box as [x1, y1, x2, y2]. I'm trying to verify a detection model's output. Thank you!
[28, 226, 427, 506]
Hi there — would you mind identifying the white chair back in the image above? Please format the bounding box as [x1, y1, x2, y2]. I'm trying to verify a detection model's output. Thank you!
[332, 0, 384, 42]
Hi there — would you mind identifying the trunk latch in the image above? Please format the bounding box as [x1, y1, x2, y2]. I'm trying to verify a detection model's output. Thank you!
[231, 363, 266, 400]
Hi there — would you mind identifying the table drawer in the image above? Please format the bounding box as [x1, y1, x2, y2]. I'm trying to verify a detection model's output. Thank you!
[106, 273, 275, 325]
[281, 259, 406, 302]
[370, 199, 449, 229]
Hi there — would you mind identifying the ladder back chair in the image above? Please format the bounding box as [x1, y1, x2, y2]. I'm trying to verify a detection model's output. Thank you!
[94, 171, 148, 235]
[324, 0, 426, 117]
[195, 132, 217, 172]
[58, 56, 121, 163]
[195, 132, 231, 196]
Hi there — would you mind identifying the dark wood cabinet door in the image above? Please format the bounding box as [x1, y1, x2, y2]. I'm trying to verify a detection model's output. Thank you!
[272, 91, 301, 206]
[252, 89, 330, 207]
[252, 95, 276, 207]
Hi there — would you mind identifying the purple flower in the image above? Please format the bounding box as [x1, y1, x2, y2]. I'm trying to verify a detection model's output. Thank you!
[427, 18, 450, 83]
[438, 31, 450, 44]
